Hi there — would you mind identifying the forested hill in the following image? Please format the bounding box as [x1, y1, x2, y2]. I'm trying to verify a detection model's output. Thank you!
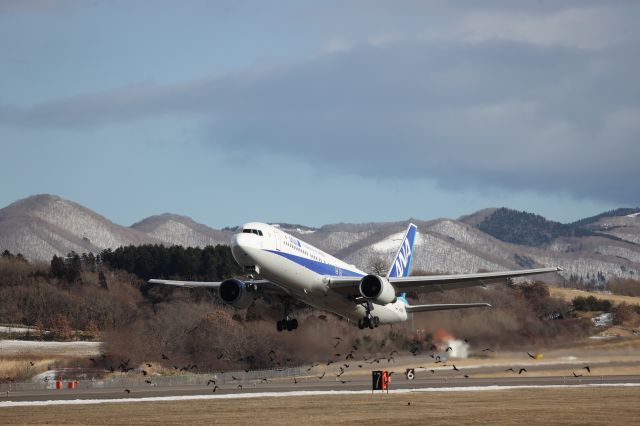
[473, 208, 594, 246]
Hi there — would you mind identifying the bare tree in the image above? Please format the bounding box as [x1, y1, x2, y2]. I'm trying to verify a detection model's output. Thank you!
[368, 256, 388, 275]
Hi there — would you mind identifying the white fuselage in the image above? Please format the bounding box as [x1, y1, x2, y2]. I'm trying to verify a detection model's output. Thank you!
[230, 222, 408, 324]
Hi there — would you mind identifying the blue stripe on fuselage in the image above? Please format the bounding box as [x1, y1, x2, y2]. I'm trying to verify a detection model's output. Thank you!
[266, 250, 364, 277]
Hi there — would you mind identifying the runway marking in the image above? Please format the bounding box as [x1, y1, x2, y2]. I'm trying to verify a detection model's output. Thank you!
[2, 383, 640, 408]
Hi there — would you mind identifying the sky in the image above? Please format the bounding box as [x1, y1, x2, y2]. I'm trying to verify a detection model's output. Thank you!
[1, 0, 639, 228]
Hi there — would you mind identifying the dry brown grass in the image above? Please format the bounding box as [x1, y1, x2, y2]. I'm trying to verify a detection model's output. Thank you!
[1, 387, 639, 425]
[0, 358, 56, 382]
[549, 287, 640, 306]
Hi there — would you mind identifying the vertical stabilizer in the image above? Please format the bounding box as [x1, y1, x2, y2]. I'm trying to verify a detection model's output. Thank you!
[387, 223, 417, 278]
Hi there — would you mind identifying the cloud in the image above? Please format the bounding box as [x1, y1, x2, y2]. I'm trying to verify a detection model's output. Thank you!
[435, 6, 633, 49]
[1, 3, 639, 206]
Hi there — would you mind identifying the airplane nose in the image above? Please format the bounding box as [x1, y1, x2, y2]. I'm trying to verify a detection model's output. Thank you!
[230, 233, 253, 264]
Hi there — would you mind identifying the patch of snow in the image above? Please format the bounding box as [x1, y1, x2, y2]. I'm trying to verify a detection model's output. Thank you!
[0, 340, 102, 356]
[592, 313, 613, 327]
[372, 231, 424, 252]
[0, 326, 36, 335]
[626, 212, 640, 218]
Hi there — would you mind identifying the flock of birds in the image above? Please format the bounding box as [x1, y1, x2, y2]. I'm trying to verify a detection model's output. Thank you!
[85, 336, 595, 395]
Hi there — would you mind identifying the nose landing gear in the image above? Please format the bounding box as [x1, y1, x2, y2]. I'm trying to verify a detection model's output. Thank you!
[276, 298, 298, 332]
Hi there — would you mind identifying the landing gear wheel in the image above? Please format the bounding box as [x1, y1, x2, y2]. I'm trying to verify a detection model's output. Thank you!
[290, 318, 298, 330]
[368, 318, 375, 329]
[276, 320, 284, 332]
[358, 319, 365, 330]
[373, 316, 380, 328]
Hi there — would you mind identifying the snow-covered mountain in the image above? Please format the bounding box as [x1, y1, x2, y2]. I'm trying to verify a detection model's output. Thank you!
[0, 195, 155, 260]
[1, 194, 639, 284]
[131, 213, 230, 248]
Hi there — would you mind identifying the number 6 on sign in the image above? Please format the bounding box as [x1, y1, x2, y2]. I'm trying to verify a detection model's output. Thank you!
[406, 368, 415, 380]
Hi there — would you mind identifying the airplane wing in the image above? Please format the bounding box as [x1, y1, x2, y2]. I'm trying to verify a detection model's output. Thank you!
[148, 278, 286, 294]
[326, 267, 562, 296]
[148, 279, 224, 288]
[405, 302, 491, 313]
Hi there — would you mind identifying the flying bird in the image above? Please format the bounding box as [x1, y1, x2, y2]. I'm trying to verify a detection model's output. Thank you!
[216, 353, 224, 360]
[334, 354, 341, 357]
[346, 353, 354, 360]
[144, 380, 152, 384]
[446, 347, 453, 352]
[572, 371, 583, 378]
[339, 379, 351, 384]
[387, 356, 395, 363]
[358, 365, 363, 368]
[212, 385, 220, 392]
[142, 370, 148, 376]
[333, 337, 342, 340]
[318, 372, 325, 380]
[352, 345, 358, 351]
[389, 350, 398, 356]
[124, 389, 131, 394]
[464, 375, 469, 378]
[583, 366, 591, 373]
[207, 380, 216, 386]
[161, 354, 169, 360]
[294, 377, 298, 384]
[527, 352, 536, 359]
[482, 348, 495, 353]
[261, 378, 270, 383]
[231, 376, 238, 381]
[452, 365, 460, 372]
[146, 363, 152, 367]
[505, 368, 515, 372]
[237, 384, 243, 390]
[88, 358, 96, 365]
[518, 368, 527, 375]
[333, 341, 340, 348]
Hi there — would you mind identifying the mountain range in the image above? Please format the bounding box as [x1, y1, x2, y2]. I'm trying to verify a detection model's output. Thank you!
[1, 194, 639, 285]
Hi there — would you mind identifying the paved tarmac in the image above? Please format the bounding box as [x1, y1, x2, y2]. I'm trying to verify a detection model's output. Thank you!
[3, 374, 640, 403]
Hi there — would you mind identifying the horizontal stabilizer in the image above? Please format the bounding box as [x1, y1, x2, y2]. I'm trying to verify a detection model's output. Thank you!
[405, 302, 491, 313]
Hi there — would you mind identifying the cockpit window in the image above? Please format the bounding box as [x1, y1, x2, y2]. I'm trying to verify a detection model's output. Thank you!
[241, 228, 263, 236]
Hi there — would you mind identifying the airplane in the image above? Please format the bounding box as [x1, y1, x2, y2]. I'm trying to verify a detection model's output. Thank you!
[149, 222, 561, 331]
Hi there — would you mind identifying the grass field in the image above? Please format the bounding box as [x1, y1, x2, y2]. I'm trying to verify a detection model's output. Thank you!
[549, 287, 640, 306]
[2, 387, 639, 425]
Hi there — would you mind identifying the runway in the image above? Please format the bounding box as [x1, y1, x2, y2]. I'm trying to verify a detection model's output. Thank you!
[3, 374, 640, 404]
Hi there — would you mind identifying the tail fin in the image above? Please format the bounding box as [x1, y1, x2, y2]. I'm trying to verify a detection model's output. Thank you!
[387, 223, 417, 278]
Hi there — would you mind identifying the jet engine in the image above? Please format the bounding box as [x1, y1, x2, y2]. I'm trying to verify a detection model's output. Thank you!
[359, 275, 396, 305]
[218, 279, 257, 309]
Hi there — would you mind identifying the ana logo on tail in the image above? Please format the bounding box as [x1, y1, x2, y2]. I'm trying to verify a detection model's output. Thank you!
[387, 223, 417, 278]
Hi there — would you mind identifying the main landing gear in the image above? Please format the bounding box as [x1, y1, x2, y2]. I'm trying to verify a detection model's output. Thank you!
[358, 300, 380, 330]
[276, 317, 298, 332]
[276, 298, 298, 332]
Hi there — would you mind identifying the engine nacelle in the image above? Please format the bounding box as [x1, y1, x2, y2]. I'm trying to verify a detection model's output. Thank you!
[359, 275, 396, 305]
[218, 279, 256, 309]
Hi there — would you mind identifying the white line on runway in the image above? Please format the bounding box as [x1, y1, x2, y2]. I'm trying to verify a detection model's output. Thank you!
[2, 383, 640, 408]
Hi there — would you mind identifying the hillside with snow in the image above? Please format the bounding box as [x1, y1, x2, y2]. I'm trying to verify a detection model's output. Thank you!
[1, 194, 639, 284]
